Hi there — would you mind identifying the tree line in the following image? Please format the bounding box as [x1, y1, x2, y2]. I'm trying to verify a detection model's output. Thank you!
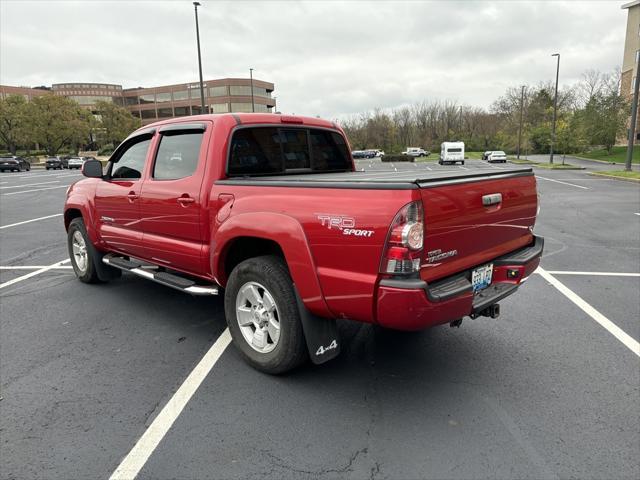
[0, 68, 628, 157]
[339, 68, 628, 155]
[0, 95, 140, 156]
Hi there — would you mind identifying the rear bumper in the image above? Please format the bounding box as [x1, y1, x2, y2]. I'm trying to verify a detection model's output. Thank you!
[375, 236, 543, 330]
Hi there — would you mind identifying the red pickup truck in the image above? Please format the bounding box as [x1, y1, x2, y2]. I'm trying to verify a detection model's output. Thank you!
[64, 113, 543, 373]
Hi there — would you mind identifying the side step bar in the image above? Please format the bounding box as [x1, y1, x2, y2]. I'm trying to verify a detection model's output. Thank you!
[102, 254, 219, 296]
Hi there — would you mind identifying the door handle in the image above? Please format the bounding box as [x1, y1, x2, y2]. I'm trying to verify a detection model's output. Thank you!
[177, 196, 195, 205]
[127, 191, 139, 202]
[482, 193, 502, 206]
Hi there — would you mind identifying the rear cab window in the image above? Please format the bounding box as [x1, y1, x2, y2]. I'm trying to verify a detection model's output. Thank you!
[227, 126, 351, 176]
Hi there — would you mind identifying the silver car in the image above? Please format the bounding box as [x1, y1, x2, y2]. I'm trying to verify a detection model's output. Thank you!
[67, 156, 86, 169]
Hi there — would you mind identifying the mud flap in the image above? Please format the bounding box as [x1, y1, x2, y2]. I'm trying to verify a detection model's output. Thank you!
[87, 241, 121, 281]
[294, 287, 340, 365]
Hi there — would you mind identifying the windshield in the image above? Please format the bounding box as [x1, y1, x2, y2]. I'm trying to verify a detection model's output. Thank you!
[447, 148, 462, 153]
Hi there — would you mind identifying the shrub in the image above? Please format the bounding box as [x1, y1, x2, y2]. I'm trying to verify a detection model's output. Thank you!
[381, 154, 415, 163]
[98, 145, 114, 156]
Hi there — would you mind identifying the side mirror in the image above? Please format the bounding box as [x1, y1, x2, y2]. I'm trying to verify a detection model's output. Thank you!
[82, 159, 103, 178]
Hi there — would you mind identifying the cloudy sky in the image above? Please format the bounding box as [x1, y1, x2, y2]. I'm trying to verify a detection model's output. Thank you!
[0, 0, 627, 118]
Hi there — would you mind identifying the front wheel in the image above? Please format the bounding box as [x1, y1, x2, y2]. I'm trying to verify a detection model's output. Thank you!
[67, 218, 101, 283]
[224, 255, 307, 374]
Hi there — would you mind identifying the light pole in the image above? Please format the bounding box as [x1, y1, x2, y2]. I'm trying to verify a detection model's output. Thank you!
[550, 53, 560, 164]
[249, 68, 255, 112]
[193, 2, 206, 114]
[625, 57, 640, 172]
[517, 85, 525, 159]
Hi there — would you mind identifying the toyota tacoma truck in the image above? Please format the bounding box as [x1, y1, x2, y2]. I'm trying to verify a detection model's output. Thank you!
[64, 113, 543, 374]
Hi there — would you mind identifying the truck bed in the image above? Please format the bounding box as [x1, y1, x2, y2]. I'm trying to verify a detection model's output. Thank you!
[216, 166, 533, 189]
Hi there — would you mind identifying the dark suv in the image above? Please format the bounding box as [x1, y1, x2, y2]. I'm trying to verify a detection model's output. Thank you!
[0, 156, 31, 172]
[46, 156, 64, 170]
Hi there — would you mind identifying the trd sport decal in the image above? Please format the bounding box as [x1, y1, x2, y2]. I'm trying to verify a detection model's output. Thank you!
[316, 214, 374, 238]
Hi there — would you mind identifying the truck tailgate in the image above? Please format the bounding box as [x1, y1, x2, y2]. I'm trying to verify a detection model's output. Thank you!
[418, 172, 538, 282]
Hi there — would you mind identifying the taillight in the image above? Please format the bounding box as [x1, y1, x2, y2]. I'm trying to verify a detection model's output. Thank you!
[380, 201, 424, 274]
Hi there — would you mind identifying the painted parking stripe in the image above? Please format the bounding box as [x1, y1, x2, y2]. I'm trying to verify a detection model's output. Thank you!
[0, 259, 71, 290]
[635, 213, 640, 216]
[537, 267, 640, 358]
[2, 185, 70, 196]
[544, 271, 640, 277]
[0, 266, 72, 270]
[109, 328, 232, 480]
[0, 181, 59, 190]
[0, 213, 63, 229]
[535, 176, 589, 190]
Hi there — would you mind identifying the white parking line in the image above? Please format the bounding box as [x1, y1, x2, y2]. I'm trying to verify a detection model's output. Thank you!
[0, 181, 59, 190]
[635, 213, 640, 216]
[109, 329, 232, 480]
[0, 259, 71, 290]
[536, 267, 639, 358]
[0, 213, 63, 229]
[544, 271, 640, 277]
[535, 176, 589, 190]
[2, 185, 70, 196]
[0, 265, 72, 270]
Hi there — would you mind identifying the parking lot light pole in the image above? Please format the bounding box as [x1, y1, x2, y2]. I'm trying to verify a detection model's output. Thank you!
[625, 61, 640, 172]
[550, 53, 560, 164]
[517, 85, 525, 159]
[249, 68, 255, 113]
[193, 2, 206, 114]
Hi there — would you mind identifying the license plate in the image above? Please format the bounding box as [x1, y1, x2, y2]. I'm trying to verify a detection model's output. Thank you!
[472, 264, 493, 292]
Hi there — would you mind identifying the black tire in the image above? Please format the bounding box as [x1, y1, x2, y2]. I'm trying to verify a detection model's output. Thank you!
[224, 255, 308, 374]
[67, 218, 101, 283]
[46, 167, 50, 170]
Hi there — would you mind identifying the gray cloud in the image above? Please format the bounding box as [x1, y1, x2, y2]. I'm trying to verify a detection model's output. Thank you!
[0, 0, 626, 118]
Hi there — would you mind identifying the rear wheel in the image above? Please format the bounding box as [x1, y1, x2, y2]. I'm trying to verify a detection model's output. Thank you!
[67, 218, 101, 283]
[224, 255, 307, 374]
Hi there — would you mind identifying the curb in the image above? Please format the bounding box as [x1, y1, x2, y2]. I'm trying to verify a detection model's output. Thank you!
[533, 165, 585, 170]
[588, 172, 640, 183]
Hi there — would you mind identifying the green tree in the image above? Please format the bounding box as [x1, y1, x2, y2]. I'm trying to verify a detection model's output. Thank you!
[0, 95, 31, 154]
[94, 100, 141, 147]
[583, 89, 628, 154]
[30, 95, 93, 155]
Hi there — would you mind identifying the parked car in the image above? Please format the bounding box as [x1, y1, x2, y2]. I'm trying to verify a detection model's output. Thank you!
[67, 156, 86, 169]
[487, 151, 508, 163]
[352, 150, 375, 159]
[64, 113, 543, 374]
[0, 156, 31, 172]
[372, 149, 385, 157]
[439, 142, 465, 165]
[402, 147, 429, 157]
[46, 156, 64, 170]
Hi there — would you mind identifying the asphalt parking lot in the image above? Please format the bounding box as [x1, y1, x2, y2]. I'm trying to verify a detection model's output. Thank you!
[1, 159, 639, 480]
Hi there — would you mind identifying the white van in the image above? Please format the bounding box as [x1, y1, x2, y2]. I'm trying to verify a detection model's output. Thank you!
[439, 142, 465, 165]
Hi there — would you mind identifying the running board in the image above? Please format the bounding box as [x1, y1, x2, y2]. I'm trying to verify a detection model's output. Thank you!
[102, 254, 219, 296]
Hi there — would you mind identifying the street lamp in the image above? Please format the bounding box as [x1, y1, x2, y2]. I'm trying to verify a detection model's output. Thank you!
[517, 85, 525, 159]
[550, 53, 560, 164]
[193, 2, 206, 114]
[249, 68, 255, 113]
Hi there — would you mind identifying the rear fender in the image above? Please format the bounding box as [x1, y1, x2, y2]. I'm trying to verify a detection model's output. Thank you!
[212, 212, 332, 317]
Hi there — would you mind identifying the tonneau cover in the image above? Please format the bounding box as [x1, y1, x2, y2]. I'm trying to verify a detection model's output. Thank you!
[217, 167, 533, 190]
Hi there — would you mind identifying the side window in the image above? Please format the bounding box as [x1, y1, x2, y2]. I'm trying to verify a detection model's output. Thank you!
[153, 132, 203, 180]
[111, 139, 151, 179]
